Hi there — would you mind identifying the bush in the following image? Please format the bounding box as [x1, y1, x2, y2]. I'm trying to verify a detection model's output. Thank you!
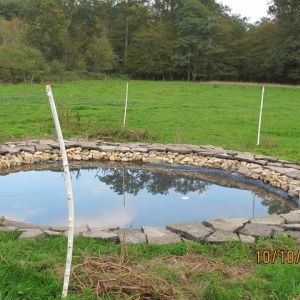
[0, 45, 45, 83]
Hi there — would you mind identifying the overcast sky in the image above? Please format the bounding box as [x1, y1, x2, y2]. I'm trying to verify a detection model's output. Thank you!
[216, 0, 271, 23]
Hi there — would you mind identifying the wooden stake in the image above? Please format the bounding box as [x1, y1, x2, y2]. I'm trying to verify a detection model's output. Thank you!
[123, 82, 129, 128]
[257, 86, 265, 146]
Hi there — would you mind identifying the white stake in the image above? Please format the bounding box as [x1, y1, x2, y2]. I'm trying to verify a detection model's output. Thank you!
[46, 85, 75, 298]
[257, 86, 265, 146]
[123, 82, 129, 128]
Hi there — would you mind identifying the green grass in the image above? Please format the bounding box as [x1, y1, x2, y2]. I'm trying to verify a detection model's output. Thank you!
[0, 231, 299, 299]
[0, 80, 299, 162]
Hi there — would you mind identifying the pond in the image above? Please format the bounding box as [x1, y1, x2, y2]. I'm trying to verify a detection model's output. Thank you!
[0, 162, 298, 228]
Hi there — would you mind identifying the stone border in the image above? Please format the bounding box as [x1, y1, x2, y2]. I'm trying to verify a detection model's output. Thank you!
[0, 139, 299, 244]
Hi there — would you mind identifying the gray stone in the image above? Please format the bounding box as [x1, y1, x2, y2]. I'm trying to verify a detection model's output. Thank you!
[250, 215, 285, 225]
[40, 139, 59, 149]
[166, 222, 214, 242]
[44, 230, 62, 236]
[0, 226, 18, 232]
[82, 230, 119, 243]
[284, 163, 300, 170]
[77, 141, 100, 150]
[116, 228, 146, 244]
[0, 146, 20, 154]
[255, 155, 278, 162]
[239, 234, 256, 244]
[203, 218, 248, 232]
[115, 146, 131, 153]
[18, 229, 45, 239]
[267, 162, 284, 167]
[63, 224, 90, 237]
[266, 166, 300, 180]
[280, 224, 300, 231]
[239, 223, 283, 238]
[49, 225, 68, 232]
[34, 144, 53, 151]
[131, 147, 148, 153]
[255, 160, 268, 166]
[273, 230, 300, 241]
[281, 211, 300, 224]
[98, 145, 118, 152]
[0, 146, 9, 155]
[142, 227, 181, 244]
[194, 149, 226, 157]
[205, 230, 239, 243]
[166, 145, 192, 154]
[234, 153, 255, 163]
[20, 146, 35, 154]
[3, 220, 47, 230]
[146, 144, 167, 152]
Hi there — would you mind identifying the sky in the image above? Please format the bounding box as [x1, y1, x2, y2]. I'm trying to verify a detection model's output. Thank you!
[216, 0, 271, 23]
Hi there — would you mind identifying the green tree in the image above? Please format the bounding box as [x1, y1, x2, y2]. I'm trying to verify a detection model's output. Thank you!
[269, 0, 300, 82]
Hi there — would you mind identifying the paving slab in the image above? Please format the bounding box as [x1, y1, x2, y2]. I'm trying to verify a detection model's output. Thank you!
[203, 218, 248, 232]
[273, 230, 300, 241]
[250, 215, 285, 225]
[34, 144, 53, 151]
[116, 228, 146, 244]
[142, 227, 181, 244]
[44, 230, 62, 236]
[239, 234, 256, 244]
[239, 223, 283, 238]
[205, 230, 239, 243]
[266, 166, 300, 180]
[0, 226, 18, 232]
[82, 230, 119, 243]
[280, 224, 300, 231]
[165, 145, 192, 154]
[234, 153, 255, 163]
[281, 211, 300, 224]
[18, 229, 45, 239]
[166, 222, 214, 242]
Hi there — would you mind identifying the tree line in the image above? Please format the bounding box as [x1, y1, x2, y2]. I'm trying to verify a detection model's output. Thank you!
[0, 0, 299, 83]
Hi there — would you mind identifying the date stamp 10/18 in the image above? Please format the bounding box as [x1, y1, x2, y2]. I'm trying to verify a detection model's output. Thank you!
[256, 250, 300, 264]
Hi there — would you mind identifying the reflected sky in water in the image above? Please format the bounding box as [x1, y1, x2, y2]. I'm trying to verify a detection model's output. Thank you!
[0, 165, 297, 228]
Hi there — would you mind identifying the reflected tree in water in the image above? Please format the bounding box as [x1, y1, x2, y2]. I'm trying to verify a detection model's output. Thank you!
[97, 168, 209, 196]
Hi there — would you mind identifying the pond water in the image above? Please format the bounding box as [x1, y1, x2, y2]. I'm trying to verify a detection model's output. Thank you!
[0, 162, 298, 228]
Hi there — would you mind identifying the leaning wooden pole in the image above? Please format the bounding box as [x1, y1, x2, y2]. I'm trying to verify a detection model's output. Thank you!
[46, 85, 75, 298]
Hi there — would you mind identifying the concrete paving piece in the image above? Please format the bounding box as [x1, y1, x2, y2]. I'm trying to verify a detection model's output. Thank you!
[0, 226, 18, 232]
[203, 218, 248, 232]
[116, 228, 147, 244]
[280, 224, 300, 231]
[166, 222, 214, 242]
[205, 230, 239, 243]
[82, 230, 119, 243]
[239, 234, 256, 244]
[273, 230, 300, 241]
[281, 211, 300, 224]
[142, 227, 181, 244]
[250, 215, 285, 225]
[44, 230, 62, 236]
[239, 223, 283, 238]
[18, 229, 45, 239]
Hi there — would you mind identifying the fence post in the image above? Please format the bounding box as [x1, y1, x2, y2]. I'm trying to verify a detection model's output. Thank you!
[46, 85, 75, 298]
[257, 86, 265, 146]
[123, 82, 129, 128]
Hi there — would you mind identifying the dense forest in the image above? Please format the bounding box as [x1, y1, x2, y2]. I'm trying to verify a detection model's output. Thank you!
[0, 0, 299, 83]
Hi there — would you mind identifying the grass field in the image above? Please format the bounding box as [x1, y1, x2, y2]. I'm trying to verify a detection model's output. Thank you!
[0, 231, 299, 300]
[0, 80, 299, 162]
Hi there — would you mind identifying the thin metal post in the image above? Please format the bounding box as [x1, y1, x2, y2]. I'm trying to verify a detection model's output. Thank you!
[46, 85, 75, 298]
[123, 82, 129, 128]
[257, 86, 265, 146]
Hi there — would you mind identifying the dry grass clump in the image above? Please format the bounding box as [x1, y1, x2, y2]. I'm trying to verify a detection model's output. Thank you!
[71, 244, 175, 300]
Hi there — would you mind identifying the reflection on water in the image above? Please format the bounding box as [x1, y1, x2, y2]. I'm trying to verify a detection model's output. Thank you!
[0, 162, 298, 228]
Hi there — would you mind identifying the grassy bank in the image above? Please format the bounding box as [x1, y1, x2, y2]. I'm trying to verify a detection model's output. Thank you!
[0, 80, 299, 162]
[0, 231, 299, 299]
